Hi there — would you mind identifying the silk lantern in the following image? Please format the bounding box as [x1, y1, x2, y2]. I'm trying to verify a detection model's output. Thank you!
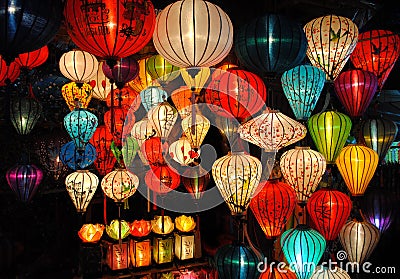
[181, 113, 210, 150]
[306, 189, 352, 241]
[384, 141, 400, 164]
[140, 86, 167, 112]
[15, 45, 49, 70]
[59, 50, 99, 85]
[169, 137, 199, 166]
[145, 164, 181, 194]
[281, 225, 326, 279]
[307, 110, 352, 164]
[338, 219, 380, 264]
[90, 61, 113, 101]
[121, 135, 139, 169]
[350, 30, 400, 90]
[249, 180, 296, 239]
[146, 54, 180, 86]
[0, 58, 20, 86]
[171, 86, 195, 119]
[64, 108, 98, 152]
[361, 118, 398, 162]
[106, 86, 141, 112]
[128, 57, 159, 92]
[6, 164, 43, 203]
[334, 69, 378, 118]
[101, 168, 139, 204]
[310, 266, 351, 279]
[104, 106, 135, 147]
[78, 224, 105, 243]
[65, 170, 99, 213]
[212, 152, 262, 216]
[148, 102, 178, 140]
[64, 0, 156, 64]
[61, 82, 93, 111]
[102, 56, 139, 89]
[336, 144, 379, 196]
[181, 165, 210, 200]
[10, 95, 42, 135]
[141, 136, 167, 166]
[60, 141, 97, 170]
[130, 117, 156, 164]
[153, 0, 233, 68]
[235, 14, 307, 75]
[0, 57, 7, 84]
[259, 266, 297, 279]
[89, 125, 116, 176]
[304, 15, 359, 81]
[280, 146, 327, 204]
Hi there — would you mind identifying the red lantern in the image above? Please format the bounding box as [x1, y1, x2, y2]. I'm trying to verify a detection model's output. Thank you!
[350, 30, 400, 90]
[141, 137, 167, 167]
[15, 45, 49, 70]
[205, 67, 267, 122]
[306, 188, 352, 241]
[104, 107, 135, 147]
[259, 266, 297, 279]
[106, 86, 141, 112]
[250, 180, 296, 239]
[334, 69, 378, 118]
[64, 0, 156, 64]
[0, 58, 20, 86]
[89, 125, 116, 176]
[145, 164, 180, 194]
[0, 57, 7, 84]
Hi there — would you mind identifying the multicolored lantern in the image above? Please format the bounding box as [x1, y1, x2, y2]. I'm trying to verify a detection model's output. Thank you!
[15, 45, 49, 70]
[174, 215, 196, 261]
[101, 168, 139, 203]
[61, 81, 93, 111]
[59, 49, 98, 84]
[130, 117, 156, 164]
[60, 141, 97, 170]
[6, 164, 43, 203]
[145, 164, 181, 194]
[65, 170, 99, 213]
[78, 224, 105, 243]
[102, 56, 139, 89]
[10, 95, 42, 135]
[151, 215, 174, 264]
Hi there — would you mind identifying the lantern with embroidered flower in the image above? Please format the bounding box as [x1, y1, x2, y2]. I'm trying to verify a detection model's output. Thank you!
[90, 61, 113, 101]
[61, 81, 93, 111]
[169, 137, 200, 166]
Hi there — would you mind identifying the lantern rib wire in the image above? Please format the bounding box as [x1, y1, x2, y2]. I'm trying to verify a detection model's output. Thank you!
[65, 170, 99, 213]
[10, 96, 42, 135]
[6, 165, 43, 202]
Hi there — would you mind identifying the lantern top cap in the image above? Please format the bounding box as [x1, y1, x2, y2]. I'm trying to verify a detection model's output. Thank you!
[295, 146, 310, 150]
[295, 224, 311, 231]
[76, 169, 90, 173]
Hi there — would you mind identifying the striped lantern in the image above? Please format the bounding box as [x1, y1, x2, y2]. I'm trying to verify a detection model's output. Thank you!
[334, 69, 378, 118]
[102, 56, 139, 89]
[281, 64, 326, 121]
[280, 146, 327, 204]
[181, 113, 210, 150]
[310, 266, 351, 279]
[101, 168, 139, 204]
[106, 86, 141, 112]
[59, 50, 99, 85]
[60, 141, 97, 170]
[145, 164, 181, 194]
[171, 86, 196, 120]
[169, 137, 199, 166]
[361, 118, 398, 162]
[10, 95, 42, 135]
[140, 86, 168, 113]
[90, 61, 113, 101]
[130, 117, 156, 165]
[128, 57, 159, 93]
[148, 102, 178, 140]
[153, 0, 233, 68]
[335, 144, 379, 196]
[145, 54, 180, 86]
[15, 45, 49, 70]
[306, 189, 352, 240]
[338, 219, 380, 264]
[6, 164, 43, 203]
[304, 15, 359, 81]
[65, 170, 99, 213]
[181, 165, 210, 200]
[307, 110, 352, 164]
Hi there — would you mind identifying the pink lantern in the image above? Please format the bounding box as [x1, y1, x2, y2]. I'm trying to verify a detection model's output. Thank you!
[6, 164, 43, 202]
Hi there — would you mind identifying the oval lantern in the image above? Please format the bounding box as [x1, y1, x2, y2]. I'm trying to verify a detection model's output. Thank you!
[0, 59, 20, 86]
[334, 69, 378, 118]
[128, 57, 159, 92]
[104, 107, 135, 147]
[335, 144, 379, 196]
[102, 56, 139, 89]
[61, 81, 93, 111]
[60, 141, 97, 170]
[153, 0, 233, 68]
[10, 95, 42, 135]
[59, 50, 99, 84]
[249, 179, 296, 239]
[181, 165, 210, 200]
[65, 170, 99, 213]
[281, 65, 326, 121]
[101, 168, 139, 203]
[64, 0, 156, 63]
[148, 102, 178, 140]
[306, 188, 352, 241]
[146, 54, 180, 86]
[307, 110, 352, 164]
[15, 45, 49, 70]
[169, 137, 199, 166]
[350, 30, 400, 90]
[338, 219, 380, 264]
[304, 15, 359, 81]
[90, 61, 113, 101]
[140, 86, 168, 112]
[361, 118, 398, 162]
[212, 152, 262, 216]
[141, 137, 167, 167]
[6, 164, 43, 203]
[145, 164, 181, 194]
[281, 225, 326, 279]
[235, 14, 307, 75]
[89, 125, 116, 176]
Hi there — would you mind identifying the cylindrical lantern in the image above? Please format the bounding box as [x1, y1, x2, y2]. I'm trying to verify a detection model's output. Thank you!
[64, 108, 98, 152]
[59, 50, 99, 84]
[102, 56, 139, 89]
[304, 15, 359, 81]
[65, 170, 99, 213]
[238, 110, 307, 152]
[89, 125, 117, 176]
[90, 61, 113, 101]
[212, 152, 262, 216]
[148, 102, 178, 140]
[140, 86, 167, 112]
[10, 96, 42, 135]
[78, 224, 105, 243]
[280, 146, 327, 204]
[61, 81, 93, 111]
[64, 0, 156, 63]
[335, 144, 379, 196]
[281, 225, 326, 279]
[306, 189, 352, 240]
[307, 110, 352, 164]
[281, 64, 326, 121]
[169, 137, 200, 166]
[361, 118, 398, 162]
[249, 179, 296, 239]
[15, 45, 49, 70]
[153, 0, 233, 68]
[334, 69, 378, 118]
[181, 113, 211, 149]
[235, 14, 307, 75]
[338, 219, 380, 264]
[181, 165, 210, 200]
[146, 54, 181, 85]
[145, 164, 181, 194]
[151, 215, 174, 264]
[60, 141, 97, 170]
[101, 168, 139, 203]
[6, 164, 43, 203]
[350, 30, 400, 90]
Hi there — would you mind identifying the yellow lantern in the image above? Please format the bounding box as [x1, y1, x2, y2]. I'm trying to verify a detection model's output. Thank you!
[78, 224, 105, 243]
[175, 215, 196, 233]
[181, 113, 210, 150]
[151, 215, 175, 235]
[65, 170, 99, 213]
[335, 144, 379, 196]
[148, 102, 178, 140]
[180, 67, 211, 93]
[128, 57, 159, 92]
[153, 234, 174, 264]
[61, 81, 93, 111]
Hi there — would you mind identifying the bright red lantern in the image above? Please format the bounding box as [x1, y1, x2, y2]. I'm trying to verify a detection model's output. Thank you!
[0, 58, 20, 86]
[306, 188, 352, 241]
[106, 86, 141, 112]
[104, 107, 135, 147]
[249, 180, 296, 239]
[350, 30, 400, 90]
[145, 164, 180, 194]
[15, 45, 49, 70]
[64, 0, 156, 64]
[205, 67, 267, 122]
[334, 69, 378, 118]
[89, 125, 116, 176]
[141, 137, 167, 167]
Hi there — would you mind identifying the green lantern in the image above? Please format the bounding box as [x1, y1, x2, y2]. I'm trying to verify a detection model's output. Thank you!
[106, 219, 131, 241]
[307, 110, 352, 164]
[121, 135, 140, 169]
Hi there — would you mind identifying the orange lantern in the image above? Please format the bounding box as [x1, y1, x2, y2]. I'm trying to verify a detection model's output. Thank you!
[171, 86, 196, 119]
[104, 107, 135, 147]
[89, 125, 116, 176]
[61, 81, 93, 111]
[106, 86, 141, 112]
[15, 45, 49, 70]
[141, 136, 168, 167]
[0, 58, 20, 86]
[78, 224, 105, 243]
[145, 164, 181, 194]
[130, 220, 152, 238]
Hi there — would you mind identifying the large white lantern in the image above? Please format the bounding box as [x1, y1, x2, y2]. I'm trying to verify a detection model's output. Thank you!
[59, 49, 99, 84]
[90, 61, 113, 101]
[148, 102, 178, 140]
[65, 170, 99, 213]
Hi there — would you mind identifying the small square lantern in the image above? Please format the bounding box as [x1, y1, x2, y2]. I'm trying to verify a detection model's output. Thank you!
[174, 232, 195, 260]
[130, 238, 152, 267]
[104, 241, 130, 271]
[152, 234, 174, 264]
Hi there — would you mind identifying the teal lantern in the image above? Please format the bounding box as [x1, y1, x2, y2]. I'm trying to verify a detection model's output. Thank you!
[281, 65, 326, 120]
[281, 225, 326, 279]
[215, 243, 263, 279]
[140, 86, 167, 112]
[64, 108, 98, 152]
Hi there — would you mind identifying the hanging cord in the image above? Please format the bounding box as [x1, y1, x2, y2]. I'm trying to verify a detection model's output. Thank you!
[320, 81, 333, 113]
[243, 215, 264, 260]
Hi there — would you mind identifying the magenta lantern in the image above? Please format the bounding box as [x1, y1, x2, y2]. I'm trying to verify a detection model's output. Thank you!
[102, 56, 139, 89]
[6, 164, 43, 202]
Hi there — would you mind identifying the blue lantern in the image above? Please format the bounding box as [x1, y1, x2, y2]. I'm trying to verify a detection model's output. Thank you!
[60, 141, 97, 170]
[63, 108, 98, 152]
[235, 14, 307, 75]
[140, 86, 167, 112]
[281, 65, 326, 120]
[215, 243, 263, 279]
[281, 225, 326, 279]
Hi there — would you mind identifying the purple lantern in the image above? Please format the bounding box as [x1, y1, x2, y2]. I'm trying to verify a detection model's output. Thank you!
[6, 164, 43, 202]
[102, 56, 139, 89]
